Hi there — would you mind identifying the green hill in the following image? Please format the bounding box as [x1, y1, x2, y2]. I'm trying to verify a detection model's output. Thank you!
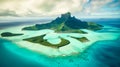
[22, 12, 103, 33]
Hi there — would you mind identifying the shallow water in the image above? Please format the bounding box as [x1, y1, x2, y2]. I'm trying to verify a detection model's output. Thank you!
[0, 18, 120, 67]
[0, 38, 120, 67]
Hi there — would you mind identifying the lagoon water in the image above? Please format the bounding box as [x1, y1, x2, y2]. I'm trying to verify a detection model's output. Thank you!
[0, 18, 120, 67]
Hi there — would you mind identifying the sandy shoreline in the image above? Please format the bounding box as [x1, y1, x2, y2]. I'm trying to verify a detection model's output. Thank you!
[0, 25, 120, 57]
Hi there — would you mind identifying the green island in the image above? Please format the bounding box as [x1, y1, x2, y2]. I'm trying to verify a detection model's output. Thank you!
[1, 32, 23, 37]
[21, 12, 103, 48]
[70, 36, 89, 42]
[1, 12, 103, 49]
[1, 12, 118, 57]
[23, 34, 70, 48]
[22, 12, 103, 33]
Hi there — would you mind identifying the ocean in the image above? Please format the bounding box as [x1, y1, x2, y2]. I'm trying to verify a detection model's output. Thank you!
[0, 18, 120, 67]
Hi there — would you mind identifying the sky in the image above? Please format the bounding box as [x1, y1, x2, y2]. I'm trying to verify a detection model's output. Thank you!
[0, 0, 120, 18]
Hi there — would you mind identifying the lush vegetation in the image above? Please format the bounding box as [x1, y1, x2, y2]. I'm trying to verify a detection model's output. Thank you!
[70, 36, 89, 42]
[22, 12, 103, 33]
[1, 32, 23, 37]
[23, 34, 70, 48]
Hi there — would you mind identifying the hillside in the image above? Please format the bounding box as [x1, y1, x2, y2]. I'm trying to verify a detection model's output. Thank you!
[22, 12, 103, 33]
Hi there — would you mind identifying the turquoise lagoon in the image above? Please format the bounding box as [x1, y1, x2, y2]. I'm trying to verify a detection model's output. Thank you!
[0, 18, 120, 67]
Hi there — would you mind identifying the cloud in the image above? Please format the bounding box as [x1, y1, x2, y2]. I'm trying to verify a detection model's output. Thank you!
[0, 0, 89, 16]
[0, 0, 119, 17]
[0, 9, 18, 16]
[83, 0, 113, 13]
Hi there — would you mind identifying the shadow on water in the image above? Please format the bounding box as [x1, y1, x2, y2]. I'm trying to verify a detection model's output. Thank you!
[90, 39, 120, 67]
[0, 39, 45, 67]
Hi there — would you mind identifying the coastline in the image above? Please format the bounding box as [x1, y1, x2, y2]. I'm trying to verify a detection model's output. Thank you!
[0, 25, 120, 57]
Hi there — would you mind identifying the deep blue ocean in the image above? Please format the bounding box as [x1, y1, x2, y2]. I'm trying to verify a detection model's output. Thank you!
[0, 18, 120, 67]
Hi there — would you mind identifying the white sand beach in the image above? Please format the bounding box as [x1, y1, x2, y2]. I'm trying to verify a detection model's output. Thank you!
[0, 25, 120, 57]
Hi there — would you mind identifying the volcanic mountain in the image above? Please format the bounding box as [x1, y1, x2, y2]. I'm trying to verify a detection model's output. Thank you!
[22, 12, 103, 33]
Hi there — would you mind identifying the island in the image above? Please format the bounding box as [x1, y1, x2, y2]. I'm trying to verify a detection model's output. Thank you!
[22, 12, 103, 33]
[1, 12, 118, 57]
[23, 34, 70, 48]
[70, 36, 89, 42]
[21, 12, 100, 48]
[20, 12, 104, 49]
[1, 32, 23, 37]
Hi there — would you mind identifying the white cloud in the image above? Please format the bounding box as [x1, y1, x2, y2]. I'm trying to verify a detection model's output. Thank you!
[83, 0, 112, 14]
[0, 0, 88, 16]
[0, 0, 119, 17]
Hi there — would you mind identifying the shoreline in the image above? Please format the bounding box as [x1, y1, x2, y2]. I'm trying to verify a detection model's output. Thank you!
[0, 25, 120, 57]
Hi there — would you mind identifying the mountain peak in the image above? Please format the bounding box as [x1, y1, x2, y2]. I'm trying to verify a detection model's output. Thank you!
[22, 12, 103, 31]
[61, 12, 71, 19]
